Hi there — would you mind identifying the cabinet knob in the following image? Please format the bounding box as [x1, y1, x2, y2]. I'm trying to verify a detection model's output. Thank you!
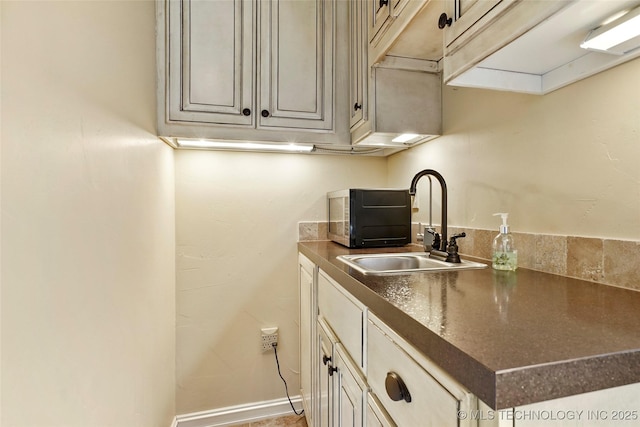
[261, 109, 270, 118]
[328, 364, 338, 377]
[242, 108, 251, 116]
[438, 13, 452, 29]
[354, 103, 362, 111]
[379, 0, 388, 7]
[322, 355, 332, 365]
[385, 372, 412, 403]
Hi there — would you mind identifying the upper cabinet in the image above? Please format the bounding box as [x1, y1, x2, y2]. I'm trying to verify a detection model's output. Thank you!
[350, 0, 368, 131]
[372, 0, 640, 95]
[367, 0, 441, 65]
[349, 0, 442, 149]
[441, 0, 640, 94]
[440, 0, 569, 89]
[157, 0, 349, 145]
[350, 58, 441, 148]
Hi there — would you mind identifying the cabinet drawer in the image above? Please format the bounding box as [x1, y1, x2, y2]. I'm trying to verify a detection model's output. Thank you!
[367, 315, 464, 427]
[317, 269, 366, 371]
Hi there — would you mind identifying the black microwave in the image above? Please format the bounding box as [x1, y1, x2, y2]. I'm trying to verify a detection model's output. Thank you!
[327, 189, 411, 248]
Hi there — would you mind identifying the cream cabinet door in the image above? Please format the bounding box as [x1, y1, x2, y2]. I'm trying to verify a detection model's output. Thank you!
[333, 344, 367, 427]
[258, 0, 334, 131]
[318, 319, 336, 427]
[367, 0, 412, 43]
[443, 0, 506, 51]
[299, 254, 317, 427]
[368, 0, 390, 42]
[168, 0, 255, 125]
[349, 0, 367, 131]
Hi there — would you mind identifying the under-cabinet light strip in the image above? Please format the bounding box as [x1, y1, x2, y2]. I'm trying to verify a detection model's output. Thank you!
[581, 6, 640, 54]
[175, 139, 315, 153]
[391, 133, 419, 143]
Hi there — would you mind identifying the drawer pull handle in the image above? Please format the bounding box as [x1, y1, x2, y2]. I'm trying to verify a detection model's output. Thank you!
[385, 372, 412, 403]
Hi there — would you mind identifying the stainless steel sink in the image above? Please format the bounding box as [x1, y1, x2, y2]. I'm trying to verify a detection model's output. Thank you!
[337, 252, 487, 275]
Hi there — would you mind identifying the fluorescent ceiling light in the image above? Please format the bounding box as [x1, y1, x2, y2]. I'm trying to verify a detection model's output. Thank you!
[175, 139, 315, 153]
[391, 133, 419, 143]
[580, 6, 640, 55]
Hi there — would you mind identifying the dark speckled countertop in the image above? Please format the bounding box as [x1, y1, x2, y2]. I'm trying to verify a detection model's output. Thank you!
[298, 241, 640, 410]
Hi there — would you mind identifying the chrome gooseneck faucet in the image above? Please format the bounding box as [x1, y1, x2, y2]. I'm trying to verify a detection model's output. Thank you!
[409, 169, 466, 263]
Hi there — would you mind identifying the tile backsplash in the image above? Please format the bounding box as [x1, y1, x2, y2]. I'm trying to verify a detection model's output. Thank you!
[298, 221, 328, 243]
[298, 221, 640, 292]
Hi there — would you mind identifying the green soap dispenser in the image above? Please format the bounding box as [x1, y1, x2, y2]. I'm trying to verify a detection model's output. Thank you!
[492, 213, 517, 271]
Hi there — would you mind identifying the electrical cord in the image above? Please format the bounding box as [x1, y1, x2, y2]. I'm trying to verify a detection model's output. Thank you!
[272, 343, 304, 416]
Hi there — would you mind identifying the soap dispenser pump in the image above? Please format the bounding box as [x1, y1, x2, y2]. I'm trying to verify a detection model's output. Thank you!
[492, 213, 517, 271]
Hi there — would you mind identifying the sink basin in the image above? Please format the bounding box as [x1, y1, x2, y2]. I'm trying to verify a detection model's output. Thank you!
[337, 252, 487, 275]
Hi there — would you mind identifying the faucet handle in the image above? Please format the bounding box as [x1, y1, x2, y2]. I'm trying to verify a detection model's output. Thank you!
[450, 232, 466, 243]
[426, 227, 440, 252]
[445, 232, 466, 263]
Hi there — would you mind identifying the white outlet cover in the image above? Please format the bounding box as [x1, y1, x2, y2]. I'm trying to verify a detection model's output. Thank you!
[261, 327, 278, 335]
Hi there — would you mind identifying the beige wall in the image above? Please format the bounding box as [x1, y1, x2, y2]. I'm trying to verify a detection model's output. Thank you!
[175, 151, 386, 414]
[174, 54, 640, 417]
[1, 2, 175, 426]
[389, 57, 640, 240]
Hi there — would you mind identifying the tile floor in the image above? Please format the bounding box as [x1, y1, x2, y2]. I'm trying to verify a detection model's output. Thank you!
[230, 414, 307, 427]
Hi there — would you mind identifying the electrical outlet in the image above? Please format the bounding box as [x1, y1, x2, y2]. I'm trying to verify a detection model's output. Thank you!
[261, 327, 278, 352]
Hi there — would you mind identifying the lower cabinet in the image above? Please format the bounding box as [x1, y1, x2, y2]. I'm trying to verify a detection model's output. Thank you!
[334, 343, 367, 427]
[316, 265, 367, 427]
[365, 393, 396, 427]
[302, 260, 476, 427]
[299, 253, 640, 427]
[317, 318, 368, 427]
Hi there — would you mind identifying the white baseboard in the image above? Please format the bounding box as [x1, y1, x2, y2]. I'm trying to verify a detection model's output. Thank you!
[173, 396, 304, 427]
